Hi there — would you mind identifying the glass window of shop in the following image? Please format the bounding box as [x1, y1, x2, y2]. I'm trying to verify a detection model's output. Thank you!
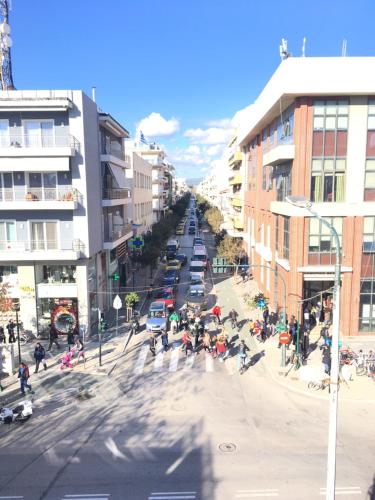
[37, 297, 78, 336]
[0, 265, 18, 285]
[40, 265, 76, 284]
[88, 257, 98, 334]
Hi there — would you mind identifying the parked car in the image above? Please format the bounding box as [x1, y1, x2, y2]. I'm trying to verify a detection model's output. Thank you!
[153, 287, 176, 310]
[192, 250, 208, 269]
[185, 284, 208, 310]
[176, 253, 187, 266]
[193, 237, 204, 246]
[166, 239, 180, 259]
[188, 226, 196, 235]
[166, 259, 182, 271]
[162, 269, 180, 286]
[176, 225, 185, 235]
[146, 301, 169, 333]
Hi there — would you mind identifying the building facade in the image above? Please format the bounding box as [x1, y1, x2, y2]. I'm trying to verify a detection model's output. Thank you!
[0, 90, 132, 338]
[238, 56, 375, 336]
[126, 151, 153, 235]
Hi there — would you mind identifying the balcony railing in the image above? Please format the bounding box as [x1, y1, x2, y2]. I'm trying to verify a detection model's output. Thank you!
[0, 186, 82, 203]
[0, 134, 79, 149]
[104, 223, 132, 242]
[101, 142, 125, 161]
[0, 239, 85, 253]
[102, 188, 131, 200]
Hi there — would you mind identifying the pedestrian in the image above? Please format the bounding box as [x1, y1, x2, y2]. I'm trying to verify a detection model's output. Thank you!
[67, 327, 75, 351]
[241, 268, 248, 283]
[238, 339, 249, 370]
[6, 320, 15, 343]
[181, 330, 193, 355]
[149, 334, 157, 356]
[75, 337, 85, 364]
[180, 307, 188, 330]
[0, 325, 5, 343]
[321, 344, 331, 375]
[33, 342, 47, 373]
[202, 330, 211, 352]
[169, 311, 180, 334]
[262, 306, 269, 325]
[193, 320, 201, 351]
[228, 308, 239, 330]
[161, 331, 169, 352]
[47, 324, 60, 351]
[289, 315, 297, 346]
[212, 305, 222, 325]
[302, 329, 310, 359]
[216, 335, 227, 362]
[18, 362, 33, 395]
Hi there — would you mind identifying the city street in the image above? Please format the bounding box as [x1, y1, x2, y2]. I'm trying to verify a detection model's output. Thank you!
[0, 216, 374, 500]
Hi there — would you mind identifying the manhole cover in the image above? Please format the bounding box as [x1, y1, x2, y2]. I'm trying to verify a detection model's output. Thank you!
[218, 442, 237, 453]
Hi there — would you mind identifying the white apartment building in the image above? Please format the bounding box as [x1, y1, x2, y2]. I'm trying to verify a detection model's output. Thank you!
[126, 151, 153, 235]
[0, 90, 132, 338]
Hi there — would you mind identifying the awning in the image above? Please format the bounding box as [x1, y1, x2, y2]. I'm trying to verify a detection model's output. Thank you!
[109, 164, 127, 188]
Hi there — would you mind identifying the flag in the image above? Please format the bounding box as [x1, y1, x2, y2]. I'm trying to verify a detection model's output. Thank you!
[140, 130, 147, 144]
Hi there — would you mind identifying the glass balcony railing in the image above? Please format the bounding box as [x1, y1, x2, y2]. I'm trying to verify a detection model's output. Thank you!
[104, 223, 133, 242]
[0, 186, 82, 203]
[102, 188, 131, 200]
[0, 134, 79, 149]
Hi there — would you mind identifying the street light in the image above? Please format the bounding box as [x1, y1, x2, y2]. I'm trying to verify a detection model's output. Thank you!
[285, 195, 341, 500]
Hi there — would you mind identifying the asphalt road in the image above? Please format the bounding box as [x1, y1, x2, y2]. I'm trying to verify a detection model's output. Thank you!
[1, 205, 374, 500]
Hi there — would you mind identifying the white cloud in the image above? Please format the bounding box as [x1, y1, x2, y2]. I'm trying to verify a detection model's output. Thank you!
[136, 112, 180, 138]
[184, 126, 233, 145]
[186, 145, 200, 155]
[206, 118, 232, 128]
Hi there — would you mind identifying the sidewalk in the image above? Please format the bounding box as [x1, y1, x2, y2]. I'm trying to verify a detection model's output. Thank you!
[213, 274, 375, 403]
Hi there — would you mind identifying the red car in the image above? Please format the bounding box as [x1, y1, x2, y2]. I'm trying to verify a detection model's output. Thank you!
[153, 287, 176, 310]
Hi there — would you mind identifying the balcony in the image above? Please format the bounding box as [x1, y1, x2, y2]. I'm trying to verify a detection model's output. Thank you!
[102, 188, 131, 207]
[263, 144, 295, 167]
[101, 142, 128, 169]
[0, 134, 79, 172]
[229, 173, 242, 186]
[103, 223, 133, 250]
[0, 239, 85, 261]
[0, 186, 82, 210]
[233, 217, 244, 230]
[231, 195, 242, 208]
[228, 151, 242, 168]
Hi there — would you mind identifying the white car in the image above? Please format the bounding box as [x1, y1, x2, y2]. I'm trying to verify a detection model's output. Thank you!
[189, 260, 205, 280]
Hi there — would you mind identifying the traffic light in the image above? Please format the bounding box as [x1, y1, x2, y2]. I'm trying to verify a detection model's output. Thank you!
[112, 272, 120, 281]
[99, 313, 108, 332]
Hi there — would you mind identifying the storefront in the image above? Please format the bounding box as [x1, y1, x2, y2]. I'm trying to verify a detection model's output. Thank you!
[37, 297, 78, 336]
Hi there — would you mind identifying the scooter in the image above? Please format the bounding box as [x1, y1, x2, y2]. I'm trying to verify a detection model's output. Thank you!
[0, 400, 33, 425]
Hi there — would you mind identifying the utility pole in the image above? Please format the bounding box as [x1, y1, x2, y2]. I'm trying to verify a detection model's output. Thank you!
[0, 0, 15, 90]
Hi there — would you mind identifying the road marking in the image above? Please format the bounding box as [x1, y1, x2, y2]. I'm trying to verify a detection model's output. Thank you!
[133, 344, 149, 375]
[149, 493, 196, 500]
[169, 347, 180, 371]
[319, 486, 361, 495]
[205, 352, 214, 372]
[184, 353, 196, 370]
[63, 495, 110, 499]
[0, 496, 24, 499]
[153, 349, 164, 372]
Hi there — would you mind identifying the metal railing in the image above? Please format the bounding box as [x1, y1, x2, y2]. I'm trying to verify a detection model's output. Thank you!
[102, 188, 131, 200]
[0, 186, 82, 203]
[0, 134, 79, 149]
[104, 223, 132, 242]
[0, 239, 85, 253]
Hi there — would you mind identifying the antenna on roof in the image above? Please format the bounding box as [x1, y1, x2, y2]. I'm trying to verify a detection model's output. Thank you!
[341, 39, 347, 57]
[279, 38, 291, 60]
[301, 37, 306, 57]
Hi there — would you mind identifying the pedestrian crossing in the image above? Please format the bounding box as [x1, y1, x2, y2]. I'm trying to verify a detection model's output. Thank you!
[319, 486, 362, 496]
[149, 492, 197, 500]
[234, 489, 279, 497]
[131, 344, 226, 375]
[62, 494, 110, 500]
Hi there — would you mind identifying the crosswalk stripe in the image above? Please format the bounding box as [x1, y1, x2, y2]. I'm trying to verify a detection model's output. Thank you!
[63, 495, 110, 499]
[184, 352, 196, 370]
[169, 348, 180, 371]
[133, 344, 149, 375]
[153, 349, 164, 372]
[205, 352, 214, 372]
[235, 494, 278, 498]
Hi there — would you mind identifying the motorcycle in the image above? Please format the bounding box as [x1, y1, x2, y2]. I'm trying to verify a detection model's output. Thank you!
[0, 400, 33, 425]
[130, 312, 140, 335]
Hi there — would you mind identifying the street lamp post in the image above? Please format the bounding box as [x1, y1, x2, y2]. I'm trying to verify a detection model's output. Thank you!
[286, 195, 341, 500]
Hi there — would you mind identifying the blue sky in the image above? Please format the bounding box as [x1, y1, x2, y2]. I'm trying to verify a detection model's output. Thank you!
[10, 0, 375, 178]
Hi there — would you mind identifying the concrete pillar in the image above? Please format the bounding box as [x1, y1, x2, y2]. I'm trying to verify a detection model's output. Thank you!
[17, 265, 37, 333]
[76, 264, 90, 337]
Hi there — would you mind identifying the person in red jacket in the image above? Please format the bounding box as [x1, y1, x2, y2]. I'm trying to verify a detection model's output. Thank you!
[212, 305, 222, 325]
[18, 362, 33, 395]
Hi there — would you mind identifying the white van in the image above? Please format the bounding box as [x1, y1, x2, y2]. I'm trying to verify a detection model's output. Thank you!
[189, 260, 205, 280]
[193, 244, 206, 254]
[192, 249, 208, 269]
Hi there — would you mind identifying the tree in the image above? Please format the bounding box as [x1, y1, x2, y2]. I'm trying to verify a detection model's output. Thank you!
[0, 282, 13, 313]
[217, 235, 243, 265]
[205, 207, 223, 234]
[125, 292, 140, 309]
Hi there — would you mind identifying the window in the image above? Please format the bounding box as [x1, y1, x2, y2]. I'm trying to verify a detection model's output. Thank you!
[262, 166, 267, 190]
[0, 265, 17, 284]
[274, 163, 292, 201]
[311, 100, 348, 203]
[365, 100, 375, 200]
[282, 217, 290, 260]
[42, 265, 76, 283]
[359, 279, 375, 331]
[30, 221, 58, 250]
[269, 122, 275, 146]
[363, 217, 375, 252]
[0, 120, 9, 147]
[308, 217, 343, 265]
[23, 120, 54, 147]
[277, 106, 294, 144]
[0, 221, 16, 250]
[275, 216, 279, 254]
[247, 139, 257, 191]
